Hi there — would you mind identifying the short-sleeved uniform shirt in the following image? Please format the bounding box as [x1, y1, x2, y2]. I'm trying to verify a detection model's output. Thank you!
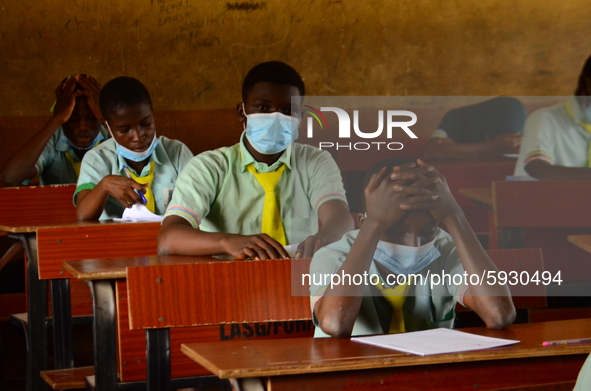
[574, 354, 591, 391]
[309, 228, 467, 338]
[32, 127, 109, 185]
[74, 136, 193, 220]
[164, 134, 348, 245]
[514, 96, 591, 176]
[429, 97, 527, 143]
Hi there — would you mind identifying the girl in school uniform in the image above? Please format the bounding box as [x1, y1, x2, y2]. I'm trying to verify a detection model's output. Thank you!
[74, 76, 193, 220]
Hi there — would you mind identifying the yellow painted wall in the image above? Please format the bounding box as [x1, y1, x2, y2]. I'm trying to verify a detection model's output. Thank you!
[1, 0, 590, 116]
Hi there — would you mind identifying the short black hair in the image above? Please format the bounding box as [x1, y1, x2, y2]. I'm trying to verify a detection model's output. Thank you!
[99, 76, 152, 120]
[241, 61, 305, 102]
[360, 157, 418, 213]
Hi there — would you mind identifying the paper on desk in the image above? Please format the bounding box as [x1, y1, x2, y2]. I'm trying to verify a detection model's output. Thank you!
[283, 243, 300, 258]
[352, 328, 519, 356]
[114, 204, 164, 222]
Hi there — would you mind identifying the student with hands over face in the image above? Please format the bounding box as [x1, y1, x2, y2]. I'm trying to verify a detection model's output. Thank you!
[311, 158, 516, 338]
[0, 74, 107, 187]
[158, 61, 354, 260]
[74, 76, 193, 220]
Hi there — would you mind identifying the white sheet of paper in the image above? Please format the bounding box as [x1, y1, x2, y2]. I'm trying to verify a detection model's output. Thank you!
[352, 328, 519, 356]
[114, 204, 163, 222]
[283, 243, 300, 258]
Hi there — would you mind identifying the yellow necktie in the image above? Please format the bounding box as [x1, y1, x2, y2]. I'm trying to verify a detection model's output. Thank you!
[246, 163, 287, 245]
[565, 100, 591, 167]
[64, 152, 81, 178]
[126, 161, 156, 213]
[374, 277, 412, 333]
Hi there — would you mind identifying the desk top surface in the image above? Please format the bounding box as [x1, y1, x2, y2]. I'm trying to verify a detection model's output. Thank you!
[0, 219, 159, 234]
[181, 318, 591, 379]
[568, 235, 591, 254]
[458, 187, 493, 207]
[63, 254, 233, 280]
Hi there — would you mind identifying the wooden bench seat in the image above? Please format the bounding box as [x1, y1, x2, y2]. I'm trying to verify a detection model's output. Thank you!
[40, 366, 94, 390]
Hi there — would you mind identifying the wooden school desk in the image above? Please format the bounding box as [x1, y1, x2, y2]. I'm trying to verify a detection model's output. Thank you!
[182, 318, 591, 391]
[568, 235, 591, 255]
[459, 181, 591, 281]
[0, 185, 160, 391]
[64, 256, 312, 391]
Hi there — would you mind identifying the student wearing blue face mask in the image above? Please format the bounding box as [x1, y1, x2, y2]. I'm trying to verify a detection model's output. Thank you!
[0, 74, 108, 187]
[74, 76, 193, 220]
[158, 61, 354, 260]
[310, 157, 516, 338]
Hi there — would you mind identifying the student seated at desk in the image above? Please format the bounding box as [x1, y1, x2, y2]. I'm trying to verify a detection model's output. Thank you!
[515, 54, 591, 180]
[0, 74, 107, 187]
[422, 97, 526, 161]
[310, 157, 516, 338]
[74, 76, 193, 220]
[158, 61, 354, 260]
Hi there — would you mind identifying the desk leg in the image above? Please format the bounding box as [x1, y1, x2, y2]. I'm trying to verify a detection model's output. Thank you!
[12, 233, 50, 391]
[51, 278, 74, 369]
[498, 228, 524, 249]
[88, 280, 118, 391]
[146, 328, 171, 391]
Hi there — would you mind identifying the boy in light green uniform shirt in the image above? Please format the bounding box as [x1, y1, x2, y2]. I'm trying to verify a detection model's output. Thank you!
[159, 61, 354, 260]
[0, 74, 106, 187]
[310, 157, 516, 338]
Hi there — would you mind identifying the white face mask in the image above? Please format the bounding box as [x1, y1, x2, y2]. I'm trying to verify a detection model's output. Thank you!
[374, 239, 440, 276]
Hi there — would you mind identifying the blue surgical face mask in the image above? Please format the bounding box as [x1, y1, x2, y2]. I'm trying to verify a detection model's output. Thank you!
[105, 122, 160, 162]
[60, 131, 104, 151]
[374, 239, 440, 276]
[243, 105, 299, 155]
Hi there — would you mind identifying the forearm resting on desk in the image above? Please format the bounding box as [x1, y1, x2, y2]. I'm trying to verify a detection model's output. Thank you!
[158, 215, 289, 260]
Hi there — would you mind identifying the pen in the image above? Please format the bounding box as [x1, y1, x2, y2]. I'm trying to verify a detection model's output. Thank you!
[542, 338, 591, 347]
[122, 166, 148, 204]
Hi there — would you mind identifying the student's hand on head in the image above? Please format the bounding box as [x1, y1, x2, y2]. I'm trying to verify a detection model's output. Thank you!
[491, 133, 522, 153]
[363, 166, 409, 231]
[395, 160, 461, 223]
[52, 76, 80, 124]
[75, 75, 104, 122]
[99, 175, 147, 208]
[223, 234, 289, 261]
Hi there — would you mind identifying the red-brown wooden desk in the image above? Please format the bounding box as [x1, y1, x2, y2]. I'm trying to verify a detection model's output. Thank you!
[0, 185, 160, 391]
[568, 235, 591, 255]
[66, 255, 307, 391]
[182, 318, 591, 390]
[459, 181, 591, 282]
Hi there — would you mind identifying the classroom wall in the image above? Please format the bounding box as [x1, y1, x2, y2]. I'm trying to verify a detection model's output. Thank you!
[1, 0, 591, 117]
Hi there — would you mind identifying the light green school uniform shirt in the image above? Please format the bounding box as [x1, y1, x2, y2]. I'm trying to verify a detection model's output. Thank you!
[574, 354, 591, 391]
[309, 228, 468, 338]
[31, 127, 109, 185]
[164, 134, 348, 245]
[514, 96, 591, 176]
[74, 136, 193, 220]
